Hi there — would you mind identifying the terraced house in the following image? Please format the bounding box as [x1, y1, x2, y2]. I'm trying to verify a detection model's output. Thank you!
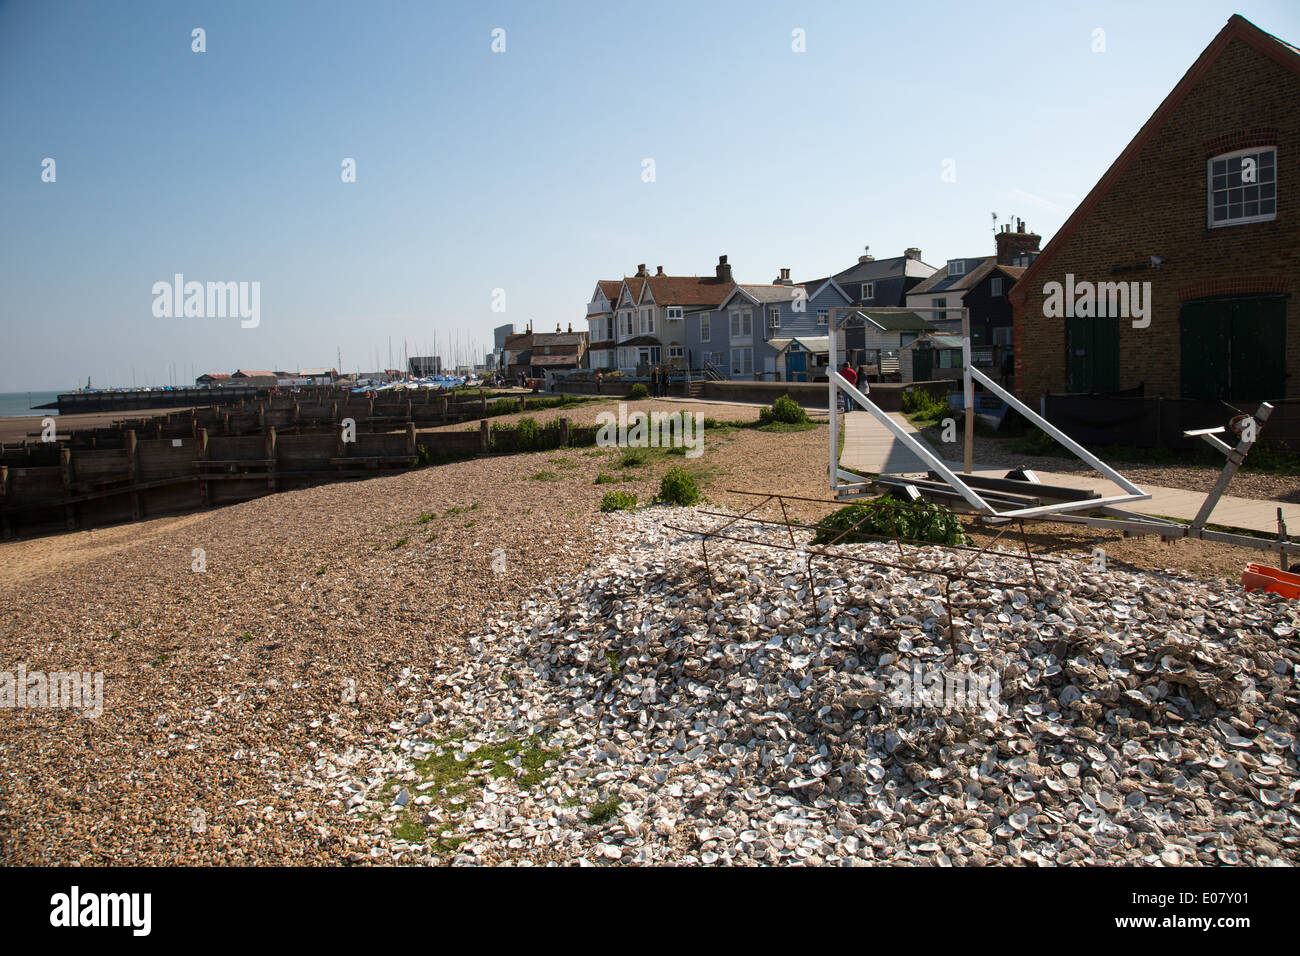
[711, 273, 854, 381]
[585, 257, 737, 376]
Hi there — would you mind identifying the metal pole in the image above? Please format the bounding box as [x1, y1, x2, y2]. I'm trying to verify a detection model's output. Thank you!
[962, 307, 973, 475]
[828, 310, 839, 490]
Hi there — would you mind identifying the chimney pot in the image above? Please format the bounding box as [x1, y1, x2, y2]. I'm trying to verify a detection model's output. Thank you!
[904, 247, 921, 260]
[656, 265, 664, 276]
[715, 255, 733, 283]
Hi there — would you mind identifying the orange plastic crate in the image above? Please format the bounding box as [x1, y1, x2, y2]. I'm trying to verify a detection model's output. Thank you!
[1241, 563, 1300, 600]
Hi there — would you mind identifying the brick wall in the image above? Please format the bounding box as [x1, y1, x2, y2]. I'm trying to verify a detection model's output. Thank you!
[1012, 34, 1300, 407]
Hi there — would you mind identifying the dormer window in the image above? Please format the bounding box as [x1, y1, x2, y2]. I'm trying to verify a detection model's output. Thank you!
[1209, 147, 1276, 227]
[861, 282, 873, 300]
[947, 260, 965, 276]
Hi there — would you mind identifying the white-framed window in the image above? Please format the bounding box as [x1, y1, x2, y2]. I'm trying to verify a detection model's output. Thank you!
[861, 282, 873, 300]
[931, 297, 946, 321]
[992, 326, 1013, 347]
[1209, 147, 1276, 227]
[668, 345, 683, 359]
[990, 277, 1003, 297]
[730, 347, 753, 377]
[639, 308, 654, 334]
[700, 314, 711, 342]
[938, 349, 963, 369]
[947, 260, 965, 276]
[768, 307, 781, 330]
[817, 309, 828, 325]
[621, 311, 632, 336]
[666, 306, 683, 320]
[729, 309, 752, 338]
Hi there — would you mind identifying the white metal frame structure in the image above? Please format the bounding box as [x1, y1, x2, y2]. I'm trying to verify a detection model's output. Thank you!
[825, 307, 1299, 561]
[826, 306, 1149, 518]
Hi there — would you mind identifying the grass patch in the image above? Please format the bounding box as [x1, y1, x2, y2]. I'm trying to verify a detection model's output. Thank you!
[388, 537, 408, 549]
[600, 491, 638, 512]
[757, 421, 820, 433]
[528, 470, 559, 481]
[594, 472, 619, 485]
[758, 394, 812, 426]
[380, 733, 563, 846]
[655, 466, 701, 506]
[589, 797, 621, 824]
[620, 449, 648, 468]
[901, 387, 951, 429]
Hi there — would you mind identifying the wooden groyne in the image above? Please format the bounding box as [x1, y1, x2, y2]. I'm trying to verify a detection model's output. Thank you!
[0, 389, 599, 538]
[40, 386, 264, 414]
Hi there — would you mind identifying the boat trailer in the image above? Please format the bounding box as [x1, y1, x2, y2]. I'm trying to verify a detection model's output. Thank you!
[825, 307, 1298, 565]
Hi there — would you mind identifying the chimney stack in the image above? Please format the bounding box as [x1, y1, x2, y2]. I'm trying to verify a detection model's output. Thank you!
[858, 244, 874, 264]
[904, 247, 921, 260]
[715, 255, 733, 283]
[635, 263, 648, 277]
[567, 322, 573, 332]
[655, 265, 664, 276]
[773, 267, 793, 285]
[995, 221, 1040, 265]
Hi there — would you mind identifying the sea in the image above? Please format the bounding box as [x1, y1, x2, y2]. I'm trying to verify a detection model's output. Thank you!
[0, 392, 61, 418]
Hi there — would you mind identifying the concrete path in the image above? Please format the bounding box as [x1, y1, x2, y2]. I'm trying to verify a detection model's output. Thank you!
[839, 410, 931, 475]
[840, 410, 1300, 536]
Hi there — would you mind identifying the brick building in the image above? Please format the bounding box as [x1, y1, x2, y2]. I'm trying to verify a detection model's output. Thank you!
[1010, 15, 1299, 409]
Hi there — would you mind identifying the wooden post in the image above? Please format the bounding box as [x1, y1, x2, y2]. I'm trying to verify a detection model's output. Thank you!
[406, 423, 416, 460]
[265, 427, 278, 491]
[560, 417, 569, 448]
[58, 446, 76, 529]
[479, 419, 490, 454]
[124, 429, 140, 521]
[440, 396, 448, 422]
[481, 391, 488, 414]
[1, 465, 10, 539]
[198, 428, 210, 506]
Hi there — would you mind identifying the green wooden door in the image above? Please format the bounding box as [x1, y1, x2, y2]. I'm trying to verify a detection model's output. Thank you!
[1066, 316, 1120, 393]
[1179, 300, 1231, 399]
[1229, 296, 1286, 400]
[912, 347, 933, 381]
[1181, 295, 1287, 400]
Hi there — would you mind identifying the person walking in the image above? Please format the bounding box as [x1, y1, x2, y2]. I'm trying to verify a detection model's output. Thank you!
[839, 361, 858, 414]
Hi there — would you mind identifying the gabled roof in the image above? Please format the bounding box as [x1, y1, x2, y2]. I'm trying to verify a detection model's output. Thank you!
[903, 334, 964, 350]
[595, 280, 621, 301]
[643, 274, 735, 307]
[1011, 14, 1300, 307]
[718, 284, 801, 309]
[797, 278, 853, 303]
[857, 310, 936, 332]
[232, 369, 275, 378]
[831, 254, 938, 284]
[907, 257, 997, 297]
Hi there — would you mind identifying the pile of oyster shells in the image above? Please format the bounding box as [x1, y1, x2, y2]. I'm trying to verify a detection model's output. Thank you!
[343, 508, 1300, 865]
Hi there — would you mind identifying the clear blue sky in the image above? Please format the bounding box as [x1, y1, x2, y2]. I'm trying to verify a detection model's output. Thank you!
[1, 0, 1296, 391]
